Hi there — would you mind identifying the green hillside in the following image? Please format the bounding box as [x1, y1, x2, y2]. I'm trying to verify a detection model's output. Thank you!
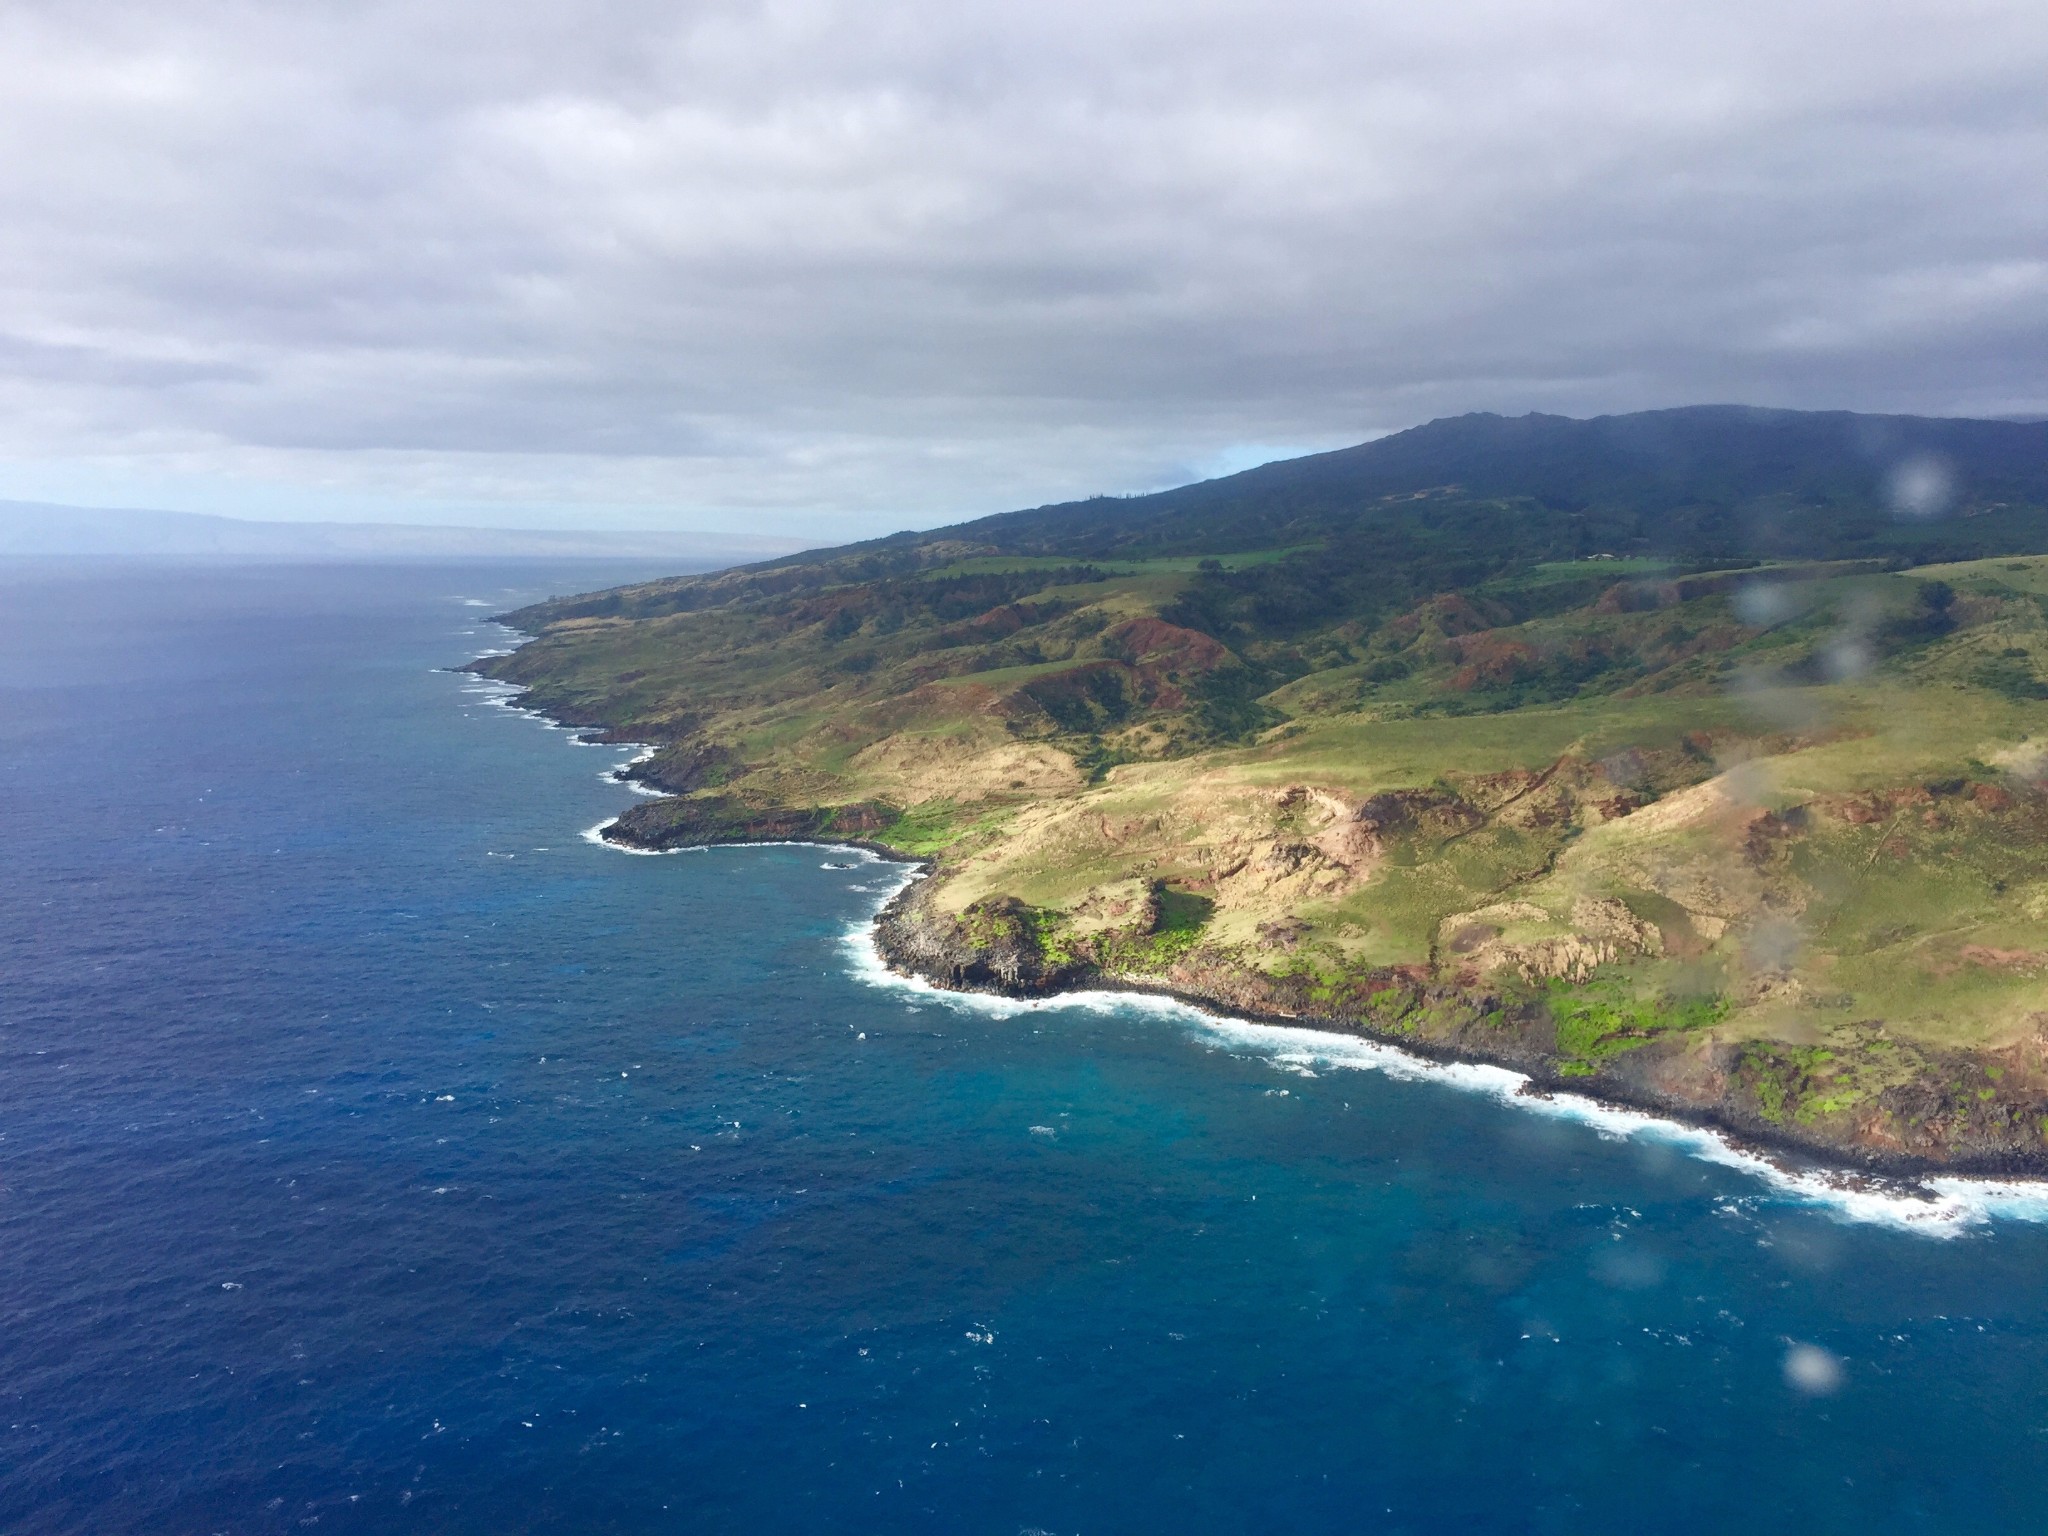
[478, 406, 2048, 1173]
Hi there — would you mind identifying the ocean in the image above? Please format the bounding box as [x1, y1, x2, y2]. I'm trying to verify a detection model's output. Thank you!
[4, 559, 2048, 1534]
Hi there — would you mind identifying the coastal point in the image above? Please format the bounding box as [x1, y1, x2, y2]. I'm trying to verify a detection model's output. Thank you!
[478, 406, 2048, 1177]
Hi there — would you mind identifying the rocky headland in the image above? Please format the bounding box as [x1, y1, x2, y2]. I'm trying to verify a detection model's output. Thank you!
[478, 406, 2048, 1179]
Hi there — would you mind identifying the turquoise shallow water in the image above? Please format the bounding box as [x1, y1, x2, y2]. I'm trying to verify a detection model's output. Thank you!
[4, 560, 2048, 1534]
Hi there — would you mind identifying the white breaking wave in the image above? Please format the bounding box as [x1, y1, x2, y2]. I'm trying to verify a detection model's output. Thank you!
[454, 633, 661, 806]
[579, 818, 700, 854]
[607, 744, 666, 796]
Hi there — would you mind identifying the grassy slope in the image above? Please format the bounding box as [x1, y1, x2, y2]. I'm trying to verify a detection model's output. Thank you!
[478, 410, 2048, 1160]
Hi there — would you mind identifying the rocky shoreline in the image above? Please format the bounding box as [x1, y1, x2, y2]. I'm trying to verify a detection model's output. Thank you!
[578, 787, 2048, 1182]
[858, 862, 2048, 1182]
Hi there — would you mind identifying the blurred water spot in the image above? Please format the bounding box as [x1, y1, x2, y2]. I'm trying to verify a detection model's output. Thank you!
[1592, 1245, 1667, 1291]
[1889, 454, 1956, 520]
[1784, 1342, 1845, 1396]
[1734, 581, 1804, 626]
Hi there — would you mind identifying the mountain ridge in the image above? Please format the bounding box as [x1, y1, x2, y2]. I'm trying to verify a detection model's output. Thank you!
[740, 404, 2048, 570]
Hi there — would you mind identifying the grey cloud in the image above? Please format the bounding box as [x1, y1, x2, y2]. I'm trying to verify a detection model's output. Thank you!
[0, 0, 2043, 532]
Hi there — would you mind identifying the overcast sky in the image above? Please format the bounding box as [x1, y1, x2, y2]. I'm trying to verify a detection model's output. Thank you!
[2, 0, 2044, 537]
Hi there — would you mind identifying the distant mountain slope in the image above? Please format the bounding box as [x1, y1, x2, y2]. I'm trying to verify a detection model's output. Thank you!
[0, 500, 806, 563]
[909, 404, 2048, 559]
[525, 406, 2048, 628]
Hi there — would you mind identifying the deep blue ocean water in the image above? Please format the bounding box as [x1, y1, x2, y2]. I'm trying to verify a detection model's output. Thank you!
[6, 560, 2048, 1535]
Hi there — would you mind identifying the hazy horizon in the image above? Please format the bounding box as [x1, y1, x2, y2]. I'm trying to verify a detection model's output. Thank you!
[0, 497, 814, 562]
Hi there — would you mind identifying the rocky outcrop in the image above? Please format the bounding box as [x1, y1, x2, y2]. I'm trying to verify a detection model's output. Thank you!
[606, 794, 897, 851]
[1438, 896, 1666, 984]
[628, 739, 737, 795]
[874, 885, 1083, 994]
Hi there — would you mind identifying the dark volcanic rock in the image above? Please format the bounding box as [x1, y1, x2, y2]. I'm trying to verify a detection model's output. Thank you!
[628, 740, 737, 795]
[606, 794, 897, 851]
[874, 885, 1083, 995]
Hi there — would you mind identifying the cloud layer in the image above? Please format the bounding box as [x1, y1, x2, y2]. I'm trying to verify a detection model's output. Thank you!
[3, 0, 2044, 533]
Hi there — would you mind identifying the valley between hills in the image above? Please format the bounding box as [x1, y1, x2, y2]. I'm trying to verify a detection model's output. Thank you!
[476, 406, 2048, 1174]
